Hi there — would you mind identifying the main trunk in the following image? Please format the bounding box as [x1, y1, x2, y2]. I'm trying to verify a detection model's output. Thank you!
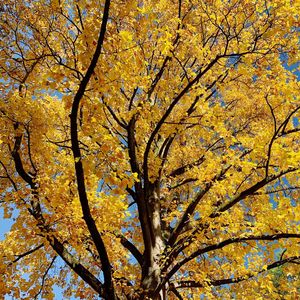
[141, 184, 166, 299]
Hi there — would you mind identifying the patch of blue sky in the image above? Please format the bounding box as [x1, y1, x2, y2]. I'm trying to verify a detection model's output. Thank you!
[292, 116, 299, 127]
[0, 208, 15, 240]
[280, 52, 300, 80]
[226, 55, 240, 68]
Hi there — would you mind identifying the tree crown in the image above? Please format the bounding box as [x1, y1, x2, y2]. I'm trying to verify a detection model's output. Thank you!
[0, 0, 299, 299]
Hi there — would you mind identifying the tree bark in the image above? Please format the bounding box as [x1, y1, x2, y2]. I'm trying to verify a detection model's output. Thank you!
[141, 183, 166, 299]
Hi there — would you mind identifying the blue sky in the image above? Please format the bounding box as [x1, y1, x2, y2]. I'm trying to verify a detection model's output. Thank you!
[0, 208, 13, 240]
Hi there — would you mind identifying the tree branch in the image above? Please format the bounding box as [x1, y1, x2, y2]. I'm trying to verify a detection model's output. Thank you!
[116, 234, 143, 267]
[211, 166, 298, 217]
[168, 136, 223, 178]
[102, 97, 127, 129]
[11, 154, 105, 296]
[161, 164, 297, 276]
[143, 55, 221, 186]
[174, 255, 300, 289]
[10, 244, 44, 265]
[69, 1, 115, 298]
[168, 165, 231, 247]
[11, 130, 105, 297]
[169, 283, 184, 300]
[164, 233, 300, 285]
[34, 256, 57, 300]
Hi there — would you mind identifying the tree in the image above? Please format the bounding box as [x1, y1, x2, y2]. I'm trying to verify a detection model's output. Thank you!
[0, 0, 299, 299]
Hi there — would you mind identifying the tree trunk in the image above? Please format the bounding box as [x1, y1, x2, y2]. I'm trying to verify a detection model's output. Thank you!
[141, 184, 166, 299]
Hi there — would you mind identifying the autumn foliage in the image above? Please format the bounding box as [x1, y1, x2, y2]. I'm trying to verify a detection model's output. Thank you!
[0, 0, 299, 299]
